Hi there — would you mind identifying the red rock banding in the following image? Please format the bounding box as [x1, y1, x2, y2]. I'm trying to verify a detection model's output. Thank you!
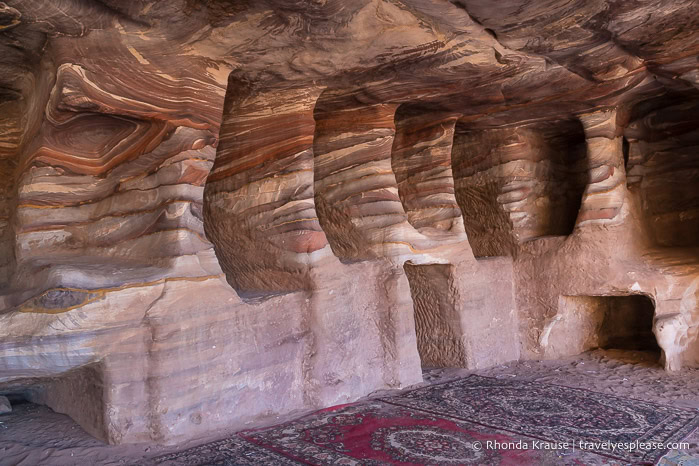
[0, 0, 697, 447]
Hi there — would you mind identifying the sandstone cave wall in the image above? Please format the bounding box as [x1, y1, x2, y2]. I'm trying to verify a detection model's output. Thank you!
[0, 0, 697, 447]
[626, 97, 699, 248]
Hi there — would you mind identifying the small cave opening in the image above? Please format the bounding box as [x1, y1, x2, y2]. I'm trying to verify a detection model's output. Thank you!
[0, 364, 108, 443]
[403, 262, 467, 369]
[549, 295, 661, 364]
[0, 383, 104, 452]
[0, 390, 31, 409]
[597, 295, 659, 352]
[624, 93, 699, 249]
[0, 385, 47, 425]
[451, 119, 587, 257]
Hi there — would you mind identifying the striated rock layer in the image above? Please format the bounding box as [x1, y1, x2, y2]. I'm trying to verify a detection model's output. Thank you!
[0, 0, 697, 445]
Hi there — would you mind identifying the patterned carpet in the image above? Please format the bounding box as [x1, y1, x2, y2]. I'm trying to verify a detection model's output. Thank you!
[154, 375, 699, 465]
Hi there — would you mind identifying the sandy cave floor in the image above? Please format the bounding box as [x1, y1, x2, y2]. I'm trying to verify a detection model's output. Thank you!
[1, 349, 698, 466]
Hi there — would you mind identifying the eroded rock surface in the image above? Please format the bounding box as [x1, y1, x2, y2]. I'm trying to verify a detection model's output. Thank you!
[0, 394, 10, 414]
[0, 0, 697, 445]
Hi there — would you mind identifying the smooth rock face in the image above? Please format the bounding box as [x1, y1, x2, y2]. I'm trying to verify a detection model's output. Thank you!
[0, 0, 697, 446]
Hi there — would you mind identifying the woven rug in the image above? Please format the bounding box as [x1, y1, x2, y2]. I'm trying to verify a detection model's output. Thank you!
[154, 375, 698, 465]
[385, 375, 699, 464]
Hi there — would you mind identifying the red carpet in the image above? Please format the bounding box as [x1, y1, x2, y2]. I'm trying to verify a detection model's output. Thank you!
[241, 401, 546, 464]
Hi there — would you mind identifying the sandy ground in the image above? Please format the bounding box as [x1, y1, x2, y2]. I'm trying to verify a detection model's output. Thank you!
[0, 349, 697, 466]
